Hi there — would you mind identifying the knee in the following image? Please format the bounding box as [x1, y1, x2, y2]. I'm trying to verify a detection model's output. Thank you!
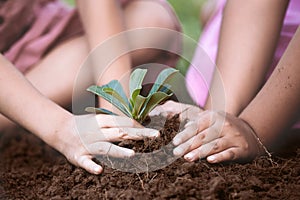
[124, 0, 177, 31]
[123, 1, 180, 67]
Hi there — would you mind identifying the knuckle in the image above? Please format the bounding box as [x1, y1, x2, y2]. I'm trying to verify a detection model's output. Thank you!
[241, 141, 249, 151]
[68, 154, 77, 164]
[203, 110, 212, 117]
[197, 132, 205, 141]
[118, 129, 127, 138]
[208, 126, 220, 138]
[129, 119, 136, 126]
[217, 110, 226, 116]
[223, 120, 232, 128]
[98, 147, 109, 155]
[195, 112, 203, 118]
[232, 130, 242, 137]
[227, 150, 235, 160]
[97, 143, 110, 155]
[71, 154, 84, 167]
[213, 141, 220, 151]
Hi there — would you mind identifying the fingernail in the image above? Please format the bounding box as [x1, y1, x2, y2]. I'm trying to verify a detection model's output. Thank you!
[172, 138, 181, 146]
[124, 149, 135, 157]
[150, 130, 160, 137]
[173, 147, 183, 156]
[207, 155, 216, 163]
[185, 121, 194, 127]
[94, 166, 102, 174]
[184, 152, 195, 161]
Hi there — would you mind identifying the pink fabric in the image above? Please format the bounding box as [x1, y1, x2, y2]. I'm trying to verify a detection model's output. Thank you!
[186, 0, 300, 129]
[1, 0, 181, 73]
[1, 0, 82, 73]
[186, 0, 225, 108]
[4, 1, 80, 73]
[0, 0, 36, 52]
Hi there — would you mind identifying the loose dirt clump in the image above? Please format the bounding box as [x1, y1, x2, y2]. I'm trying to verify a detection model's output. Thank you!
[1, 116, 300, 199]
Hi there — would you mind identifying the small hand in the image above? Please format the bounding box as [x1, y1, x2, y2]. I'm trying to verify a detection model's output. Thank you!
[54, 114, 159, 174]
[173, 111, 263, 163]
[150, 100, 203, 121]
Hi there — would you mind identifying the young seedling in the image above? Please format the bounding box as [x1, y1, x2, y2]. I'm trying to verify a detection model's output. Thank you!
[85, 68, 179, 123]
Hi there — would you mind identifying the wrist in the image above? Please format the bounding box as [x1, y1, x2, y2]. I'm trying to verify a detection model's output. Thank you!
[205, 95, 244, 116]
[240, 117, 272, 158]
[33, 101, 73, 149]
[47, 113, 76, 155]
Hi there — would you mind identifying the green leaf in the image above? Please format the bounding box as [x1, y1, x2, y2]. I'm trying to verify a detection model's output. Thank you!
[85, 107, 117, 115]
[104, 80, 130, 107]
[129, 68, 147, 103]
[132, 95, 147, 120]
[102, 87, 131, 113]
[148, 68, 179, 96]
[159, 84, 172, 94]
[86, 68, 179, 123]
[139, 91, 173, 121]
[87, 85, 132, 118]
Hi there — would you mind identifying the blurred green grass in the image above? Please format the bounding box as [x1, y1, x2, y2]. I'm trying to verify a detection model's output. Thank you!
[63, 0, 204, 74]
[168, 0, 204, 74]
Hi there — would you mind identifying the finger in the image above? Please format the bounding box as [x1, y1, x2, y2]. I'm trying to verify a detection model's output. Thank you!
[173, 121, 209, 156]
[172, 121, 198, 146]
[207, 148, 238, 163]
[79, 127, 126, 143]
[177, 128, 210, 154]
[99, 127, 159, 141]
[77, 155, 103, 175]
[88, 142, 135, 158]
[186, 113, 225, 148]
[162, 100, 182, 111]
[173, 116, 222, 156]
[173, 135, 196, 156]
[179, 105, 203, 121]
[173, 134, 206, 157]
[190, 125, 222, 149]
[96, 115, 142, 128]
[149, 100, 192, 118]
[81, 127, 159, 143]
[183, 138, 225, 162]
[149, 104, 169, 117]
[120, 128, 160, 140]
[149, 101, 179, 118]
[173, 111, 212, 146]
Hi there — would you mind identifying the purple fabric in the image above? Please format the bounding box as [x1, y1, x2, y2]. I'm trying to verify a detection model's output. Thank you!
[186, 0, 300, 129]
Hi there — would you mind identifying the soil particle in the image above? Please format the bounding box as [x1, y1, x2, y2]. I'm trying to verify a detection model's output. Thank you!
[1, 119, 300, 199]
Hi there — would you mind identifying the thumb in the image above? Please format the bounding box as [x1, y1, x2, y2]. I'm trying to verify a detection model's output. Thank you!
[77, 155, 103, 175]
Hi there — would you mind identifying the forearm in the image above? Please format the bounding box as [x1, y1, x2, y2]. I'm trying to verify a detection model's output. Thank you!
[0, 55, 72, 144]
[76, 0, 125, 47]
[76, 0, 131, 87]
[206, 0, 289, 115]
[240, 27, 300, 148]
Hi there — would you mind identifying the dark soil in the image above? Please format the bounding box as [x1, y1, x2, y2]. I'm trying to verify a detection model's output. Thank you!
[94, 115, 183, 173]
[119, 114, 182, 153]
[1, 115, 300, 200]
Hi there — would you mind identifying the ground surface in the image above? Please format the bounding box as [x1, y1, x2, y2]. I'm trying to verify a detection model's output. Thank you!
[0, 116, 300, 200]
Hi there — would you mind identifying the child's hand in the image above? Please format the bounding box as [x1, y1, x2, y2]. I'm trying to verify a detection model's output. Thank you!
[150, 100, 203, 121]
[52, 114, 159, 175]
[172, 111, 263, 163]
